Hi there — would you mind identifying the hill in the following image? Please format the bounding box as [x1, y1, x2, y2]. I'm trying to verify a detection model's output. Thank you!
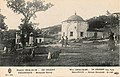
[41, 24, 61, 34]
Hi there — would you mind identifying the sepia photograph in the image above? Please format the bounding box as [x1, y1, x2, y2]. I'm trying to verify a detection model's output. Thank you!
[0, 0, 119, 67]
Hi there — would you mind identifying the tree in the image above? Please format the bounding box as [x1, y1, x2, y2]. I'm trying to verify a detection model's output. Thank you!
[87, 13, 119, 30]
[0, 13, 8, 30]
[2, 30, 16, 48]
[0, 13, 8, 45]
[87, 15, 107, 30]
[106, 13, 119, 27]
[6, 0, 53, 47]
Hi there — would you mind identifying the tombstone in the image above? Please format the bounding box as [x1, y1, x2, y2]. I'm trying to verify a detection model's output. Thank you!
[47, 52, 51, 59]
[47, 50, 61, 59]
[3, 46, 8, 53]
[51, 51, 61, 59]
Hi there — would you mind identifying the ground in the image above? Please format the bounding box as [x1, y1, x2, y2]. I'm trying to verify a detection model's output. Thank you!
[0, 41, 119, 66]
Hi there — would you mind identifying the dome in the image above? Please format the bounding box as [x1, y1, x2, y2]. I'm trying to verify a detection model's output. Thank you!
[67, 13, 84, 21]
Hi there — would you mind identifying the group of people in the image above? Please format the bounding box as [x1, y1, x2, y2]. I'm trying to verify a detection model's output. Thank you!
[61, 36, 69, 47]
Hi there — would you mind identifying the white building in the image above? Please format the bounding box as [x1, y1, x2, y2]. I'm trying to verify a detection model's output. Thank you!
[61, 13, 88, 40]
[35, 36, 44, 44]
[35, 34, 54, 44]
[87, 29, 107, 39]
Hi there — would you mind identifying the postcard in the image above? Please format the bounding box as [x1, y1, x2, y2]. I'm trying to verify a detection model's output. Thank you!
[0, 0, 120, 77]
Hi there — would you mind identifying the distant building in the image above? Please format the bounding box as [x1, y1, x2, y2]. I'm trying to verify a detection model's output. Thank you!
[87, 29, 109, 39]
[61, 13, 88, 40]
[35, 34, 54, 44]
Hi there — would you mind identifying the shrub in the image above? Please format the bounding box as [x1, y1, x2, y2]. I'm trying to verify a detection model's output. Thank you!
[15, 55, 32, 64]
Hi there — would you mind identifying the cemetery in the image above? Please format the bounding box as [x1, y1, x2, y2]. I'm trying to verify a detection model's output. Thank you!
[0, 0, 119, 66]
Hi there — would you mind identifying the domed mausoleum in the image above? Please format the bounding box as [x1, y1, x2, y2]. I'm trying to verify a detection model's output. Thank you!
[61, 13, 88, 40]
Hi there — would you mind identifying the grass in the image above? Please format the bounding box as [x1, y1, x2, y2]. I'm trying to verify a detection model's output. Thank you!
[0, 42, 119, 66]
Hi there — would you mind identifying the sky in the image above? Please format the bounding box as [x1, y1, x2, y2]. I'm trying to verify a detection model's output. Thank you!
[0, 0, 119, 29]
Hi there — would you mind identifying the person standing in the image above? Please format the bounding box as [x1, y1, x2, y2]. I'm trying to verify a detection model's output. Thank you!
[65, 36, 69, 47]
[30, 47, 35, 57]
[108, 32, 116, 51]
[61, 36, 65, 47]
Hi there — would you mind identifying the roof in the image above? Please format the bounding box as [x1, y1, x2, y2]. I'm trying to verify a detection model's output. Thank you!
[67, 13, 84, 21]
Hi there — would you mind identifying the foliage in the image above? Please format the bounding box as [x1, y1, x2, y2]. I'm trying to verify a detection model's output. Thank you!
[6, 0, 53, 21]
[15, 55, 32, 64]
[0, 13, 8, 30]
[6, 0, 53, 47]
[87, 13, 119, 30]
[1, 30, 16, 47]
[87, 15, 107, 29]
[106, 14, 119, 27]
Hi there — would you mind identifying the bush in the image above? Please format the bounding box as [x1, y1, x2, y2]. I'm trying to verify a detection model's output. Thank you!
[15, 55, 32, 64]
[35, 46, 48, 54]
[51, 51, 61, 59]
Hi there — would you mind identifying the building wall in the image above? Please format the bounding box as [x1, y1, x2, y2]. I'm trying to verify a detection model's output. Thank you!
[62, 21, 88, 40]
[67, 21, 78, 40]
[35, 37, 53, 43]
[35, 38, 44, 43]
[87, 32, 104, 39]
[77, 22, 88, 39]
[61, 21, 69, 37]
[44, 38, 53, 42]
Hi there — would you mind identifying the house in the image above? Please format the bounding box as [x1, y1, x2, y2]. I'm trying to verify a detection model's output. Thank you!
[35, 34, 54, 44]
[34, 34, 44, 44]
[87, 28, 109, 39]
[61, 13, 88, 40]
